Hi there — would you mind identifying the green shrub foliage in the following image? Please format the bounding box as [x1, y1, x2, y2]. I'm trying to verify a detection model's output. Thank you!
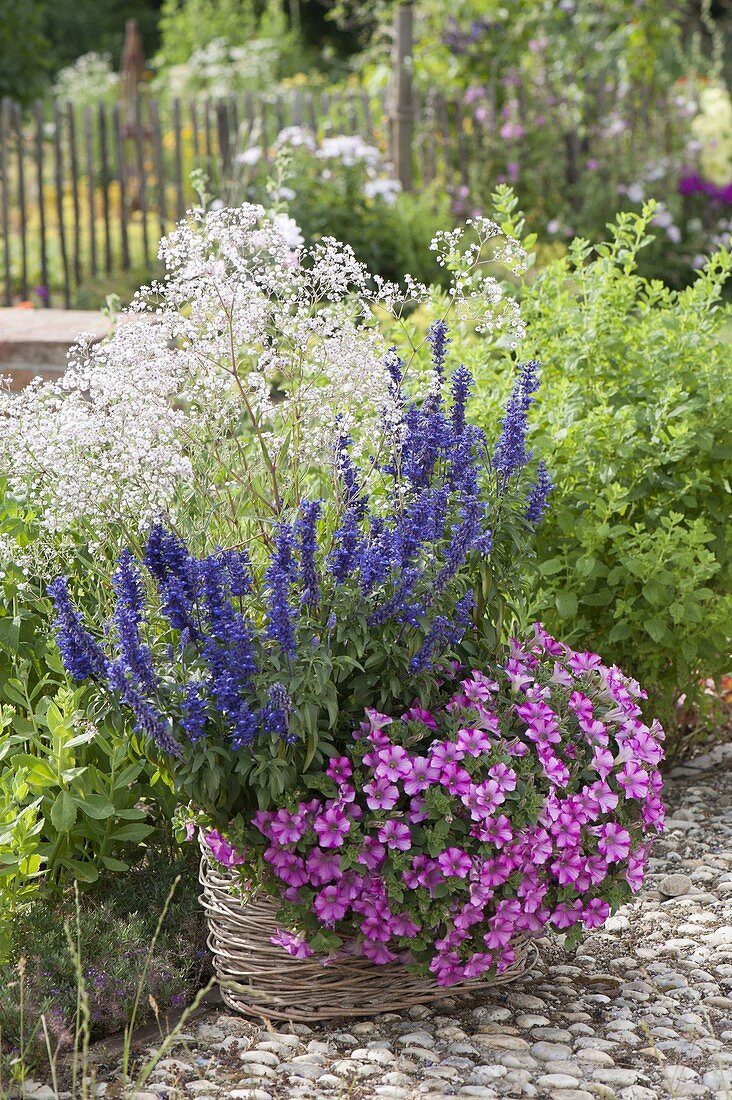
[470, 198, 732, 728]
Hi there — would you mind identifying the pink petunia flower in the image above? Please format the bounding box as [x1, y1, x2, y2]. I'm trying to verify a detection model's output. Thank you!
[478, 814, 513, 848]
[374, 744, 412, 782]
[378, 819, 412, 851]
[582, 897, 611, 928]
[313, 806, 351, 848]
[488, 762, 517, 791]
[408, 795, 429, 823]
[306, 847, 342, 884]
[440, 761, 472, 797]
[389, 912, 421, 937]
[357, 835, 386, 871]
[326, 756, 353, 783]
[456, 727, 492, 756]
[596, 822, 631, 863]
[592, 746, 615, 780]
[402, 705, 438, 728]
[205, 829, 245, 867]
[504, 658, 534, 692]
[363, 776, 400, 811]
[437, 847, 472, 878]
[270, 808, 306, 845]
[551, 899, 583, 929]
[360, 939, 397, 964]
[313, 884, 348, 924]
[616, 761, 649, 799]
[270, 929, 314, 958]
[568, 651, 604, 675]
[404, 755, 440, 795]
[430, 740, 464, 767]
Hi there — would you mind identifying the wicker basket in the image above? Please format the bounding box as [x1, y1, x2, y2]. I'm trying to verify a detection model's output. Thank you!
[199, 845, 535, 1021]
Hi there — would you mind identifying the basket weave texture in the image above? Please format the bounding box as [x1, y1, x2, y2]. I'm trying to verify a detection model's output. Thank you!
[199, 845, 534, 1021]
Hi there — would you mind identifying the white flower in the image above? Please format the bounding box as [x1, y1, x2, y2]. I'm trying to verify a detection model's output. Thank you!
[363, 177, 402, 205]
[317, 135, 382, 168]
[271, 212, 304, 250]
[275, 126, 317, 151]
[2, 203, 524, 552]
[236, 146, 263, 167]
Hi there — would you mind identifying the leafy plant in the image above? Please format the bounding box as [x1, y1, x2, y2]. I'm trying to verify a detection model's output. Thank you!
[470, 194, 732, 734]
[0, 853, 208, 1081]
[231, 130, 450, 287]
[0, 488, 177, 951]
[46, 322, 548, 824]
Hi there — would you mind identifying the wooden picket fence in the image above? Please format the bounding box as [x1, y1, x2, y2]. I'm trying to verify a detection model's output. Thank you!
[0, 81, 680, 309]
[0, 86, 481, 308]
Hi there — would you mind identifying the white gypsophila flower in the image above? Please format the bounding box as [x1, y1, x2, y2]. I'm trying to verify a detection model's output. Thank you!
[363, 176, 402, 205]
[271, 212, 304, 250]
[237, 146, 263, 166]
[275, 126, 317, 152]
[2, 202, 524, 550]
[317, 135, 382, 168]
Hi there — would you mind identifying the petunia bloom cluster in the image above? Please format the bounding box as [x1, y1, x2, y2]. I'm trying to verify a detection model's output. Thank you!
[201, 624, 665, 986]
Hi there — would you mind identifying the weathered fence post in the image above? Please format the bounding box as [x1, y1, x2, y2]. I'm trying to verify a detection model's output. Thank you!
[388, 1, 415, 191]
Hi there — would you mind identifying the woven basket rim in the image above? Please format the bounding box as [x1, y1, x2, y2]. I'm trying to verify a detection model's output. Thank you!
[198, 842, 537, 1021]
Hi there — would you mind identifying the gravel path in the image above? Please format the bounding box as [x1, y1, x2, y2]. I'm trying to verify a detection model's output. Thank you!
[91, 744, 732, 1100]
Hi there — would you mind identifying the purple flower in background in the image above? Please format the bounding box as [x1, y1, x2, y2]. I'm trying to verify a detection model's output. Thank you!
[47, 577, 108, 681]
[295, 499, 321, 609]
[679, 173, 732, 203]
[265, 521, 298, 658]
[112, 549, 157, 693]
[525, 461, 554, 525]
[494, 360, 540, 483]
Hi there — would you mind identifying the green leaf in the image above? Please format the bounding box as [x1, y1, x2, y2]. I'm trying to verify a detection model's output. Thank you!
[645, 618, 668, 643]
[642, 579, 666, 605]
[74, 793, 116, 820]
[555, 591, 578, 618]
[50, 790, 77, 832]
[108, 822, 155, 842]
[101, 856, 130, 872]
[64, 729, 97, 750]
[0, 616, 21, 656]
[59, 858, 99, 883]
